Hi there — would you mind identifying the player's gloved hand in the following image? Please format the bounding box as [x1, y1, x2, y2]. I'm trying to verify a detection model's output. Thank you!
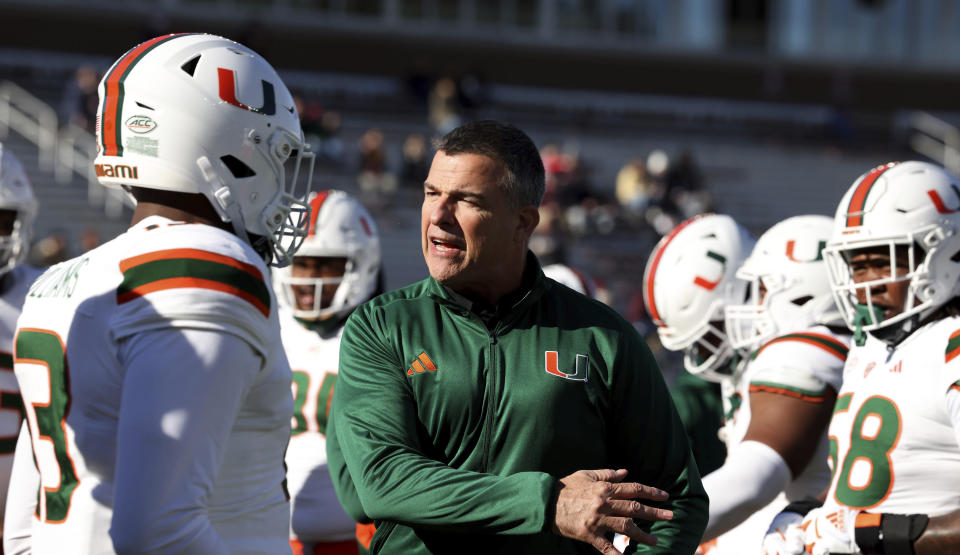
[799, 506, 861, 555]
[761, 509, 806, 555]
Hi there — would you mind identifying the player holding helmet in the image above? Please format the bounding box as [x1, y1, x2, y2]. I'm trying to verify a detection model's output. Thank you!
[0, 144, 40, 542]
[769, 161, 960, 555]
[277, 190, 381, 555]
[703, 215, 850, 552]
[3, 33, 313, 554]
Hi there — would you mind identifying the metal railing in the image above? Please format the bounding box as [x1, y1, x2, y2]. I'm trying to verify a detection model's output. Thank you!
[907, 111, 960, 175]
[0, 80, 58, 170]
[0, 80, 129, 218]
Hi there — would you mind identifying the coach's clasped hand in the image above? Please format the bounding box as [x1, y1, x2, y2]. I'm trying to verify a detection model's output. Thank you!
[552, 468, 673, 555]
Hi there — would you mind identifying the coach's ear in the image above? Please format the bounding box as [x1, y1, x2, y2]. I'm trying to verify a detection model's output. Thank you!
[515, 205, 540, 245]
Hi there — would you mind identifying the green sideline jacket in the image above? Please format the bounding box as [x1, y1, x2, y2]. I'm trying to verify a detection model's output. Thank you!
[328, 254, 708, 554]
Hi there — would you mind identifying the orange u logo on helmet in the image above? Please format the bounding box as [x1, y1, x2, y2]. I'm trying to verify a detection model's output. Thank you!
[217, 67, 276, 116]
[692, 250, 726, 291]
[785, 239, 825, 262]
[928, 184, 960, 214]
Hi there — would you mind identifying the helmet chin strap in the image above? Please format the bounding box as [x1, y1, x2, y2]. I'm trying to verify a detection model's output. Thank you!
[853, 303, 918, 348]
[852, 304, 884, 347]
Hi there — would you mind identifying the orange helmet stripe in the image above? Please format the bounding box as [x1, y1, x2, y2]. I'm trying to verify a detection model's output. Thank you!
[845, 163, 897, 228]
[100, 34, 193, 157]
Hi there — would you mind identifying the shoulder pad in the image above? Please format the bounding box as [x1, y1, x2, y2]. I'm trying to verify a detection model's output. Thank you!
[111, 224, 274, 355]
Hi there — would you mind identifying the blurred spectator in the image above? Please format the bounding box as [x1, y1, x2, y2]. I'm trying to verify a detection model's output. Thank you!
[427, 77, 462, 135]
[356, 128, 397, 206]
[60, 65, 100, 133]
[540, 143, 574, 203]
[456, 70, 490, 113]
[30, 230, 69, 266]
[400, 133, 429, 190]
[666, 149, 714, 220]
[666, 149, 704, 192]
[529, 206, 568, 266]
[315, 111, 345, 164]
[615, 157, 651, 215]
[295, 95, 344, 166]
[80, 227, 101, 253]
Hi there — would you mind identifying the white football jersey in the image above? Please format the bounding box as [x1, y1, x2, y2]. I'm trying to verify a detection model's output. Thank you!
[0, 265, 42, 519]
[11, 216, 292, 554]
[280, 310, 355, 542]
[821, 318, 960, 517]
[709, 325, 849, 554]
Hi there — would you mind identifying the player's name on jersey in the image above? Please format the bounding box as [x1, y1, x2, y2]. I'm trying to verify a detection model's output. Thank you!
[29, 256, 90, 299]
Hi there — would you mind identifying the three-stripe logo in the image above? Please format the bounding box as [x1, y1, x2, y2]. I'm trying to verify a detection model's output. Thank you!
[407, 352, 437, 376]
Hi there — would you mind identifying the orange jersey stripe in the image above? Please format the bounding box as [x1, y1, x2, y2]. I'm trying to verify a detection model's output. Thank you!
[749, 384, 828, 403]
[116, 276, 269, 317]
[119, 248, 262, 279]
[755, 333, 848, 361]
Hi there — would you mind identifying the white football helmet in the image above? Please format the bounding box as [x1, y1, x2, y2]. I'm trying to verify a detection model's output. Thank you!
[93, 33, 314, 267]
[725, 215, 843, 351]
[642, 214, 755, 381]
[823, 161, 960, 344]
[275, 190, 381, 321]
[543, 263, 597, 298]
[0, 143, 37, 276]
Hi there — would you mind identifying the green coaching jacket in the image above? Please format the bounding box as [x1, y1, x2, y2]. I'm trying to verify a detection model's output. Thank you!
[328, 253, 708, 554]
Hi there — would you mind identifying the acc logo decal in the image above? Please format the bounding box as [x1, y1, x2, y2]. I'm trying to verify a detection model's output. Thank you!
[124, 115, 157, 134]
[544, 351, 588, 382]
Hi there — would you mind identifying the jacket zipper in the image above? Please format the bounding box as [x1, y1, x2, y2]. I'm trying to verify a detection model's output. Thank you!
[481, 329, 498, 472]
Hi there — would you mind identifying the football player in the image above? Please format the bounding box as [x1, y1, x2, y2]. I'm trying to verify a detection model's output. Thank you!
[699, 215, 850, 552]
[768, 161, 960, 555]
[3, 34, 314, 554]
[640, 213, 755, 553]
[275, 189, 381, 555]
[642, 213, 755, 384]
[0, 143, 40, 542]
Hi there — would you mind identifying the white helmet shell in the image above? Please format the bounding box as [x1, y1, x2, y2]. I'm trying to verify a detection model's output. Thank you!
[824, 161, 960, 341]
[543, 263, 597, 298]
[725, 214, 843, 351]
[642, 213, 755, 380]
[93, 33, 314, 267]
[275, 190, 381, 321]
[0, 143, 36, 276]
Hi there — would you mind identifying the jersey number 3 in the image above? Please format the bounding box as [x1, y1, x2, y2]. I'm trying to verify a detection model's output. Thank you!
[15, 328, 79, 523]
